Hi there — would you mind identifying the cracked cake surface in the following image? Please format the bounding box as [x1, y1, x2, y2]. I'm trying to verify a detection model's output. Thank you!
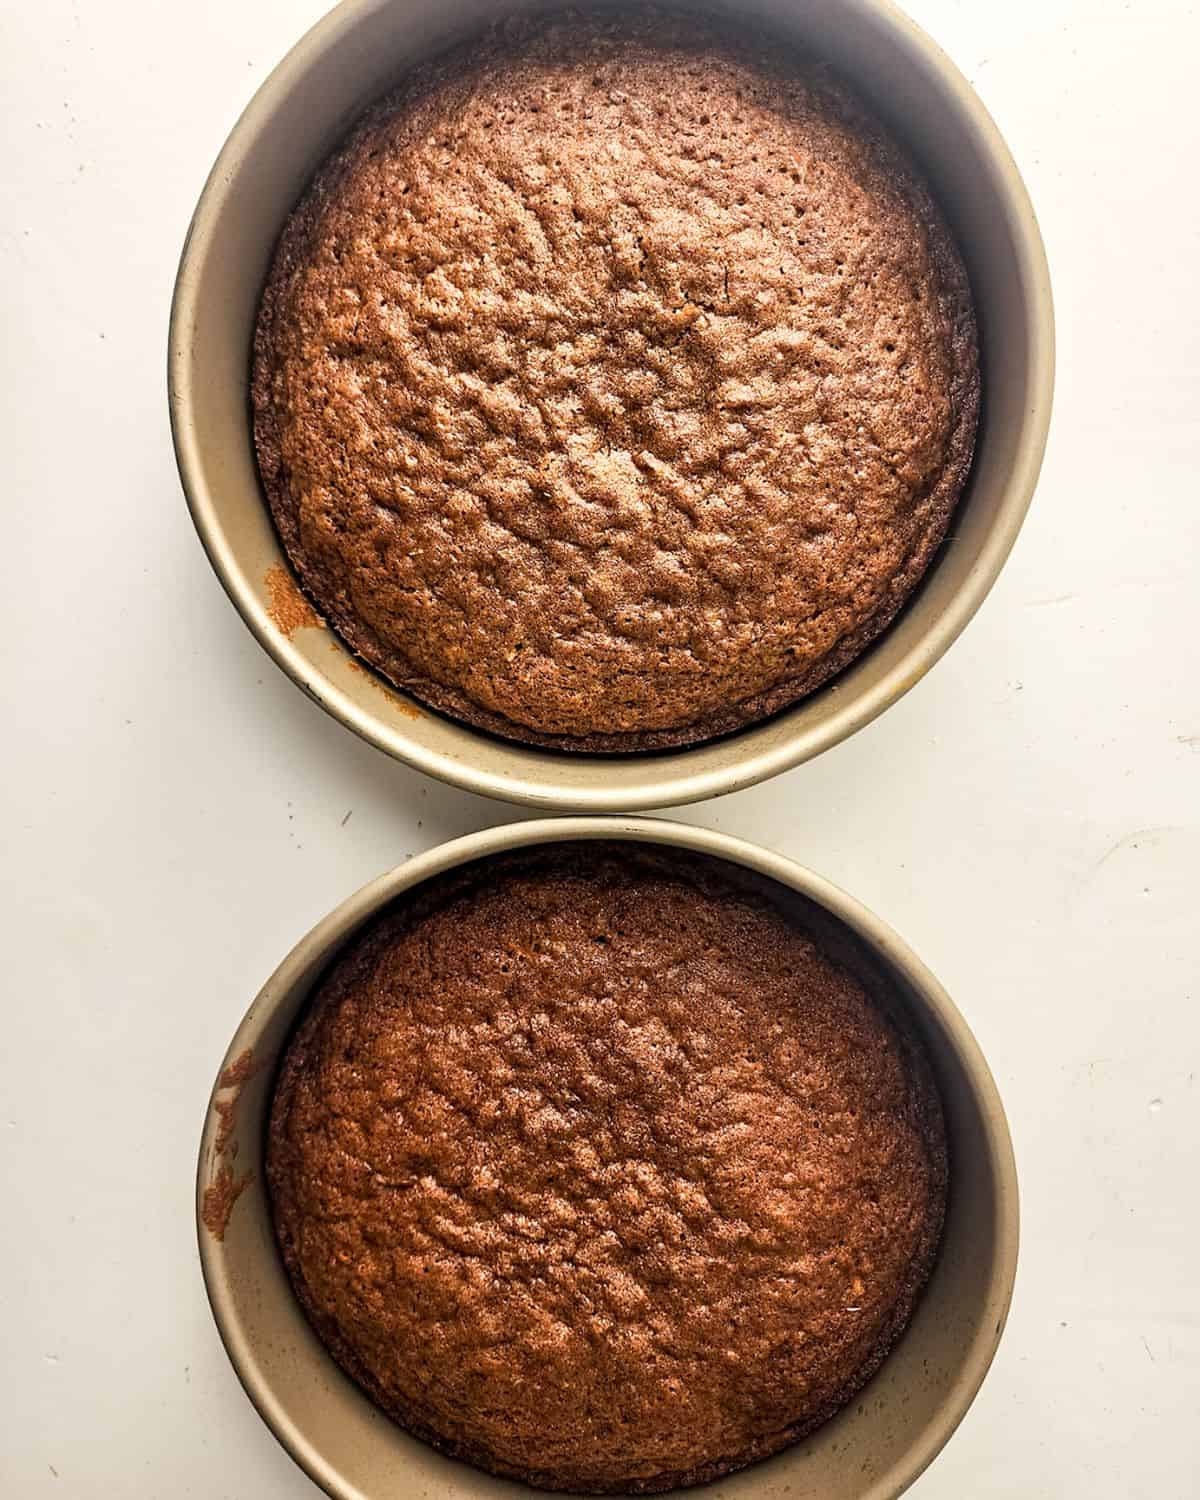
[266, 844, 947, 1491]
[252, 9, 979, 750]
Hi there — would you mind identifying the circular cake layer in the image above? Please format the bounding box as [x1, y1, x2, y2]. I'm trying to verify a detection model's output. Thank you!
[253, 10, 978, 750]
[267, 845, 946, 1491]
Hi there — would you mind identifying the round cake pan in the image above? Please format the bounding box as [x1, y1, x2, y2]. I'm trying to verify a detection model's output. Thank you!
[198, 817, 1018, 1500]
[170, 0, 1053, 812]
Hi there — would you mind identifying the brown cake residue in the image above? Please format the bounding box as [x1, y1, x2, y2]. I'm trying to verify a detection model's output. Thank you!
[202, 1164, 254, 1243]
[267, 844, 946, 1492]
[203, 1049, 266, 1239]
[212, 1048, 266, 1157]
[343, 653, 424, 719]
[264, 563, 320, 638]
[252, 9, 978, 751]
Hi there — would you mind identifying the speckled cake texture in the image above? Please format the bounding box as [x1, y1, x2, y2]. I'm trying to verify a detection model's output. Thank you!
[252, 9, 979, 751]
[267, 844, 947, 1492]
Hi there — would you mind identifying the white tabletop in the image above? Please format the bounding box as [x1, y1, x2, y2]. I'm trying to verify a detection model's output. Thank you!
[3, 0, 1197, 1493]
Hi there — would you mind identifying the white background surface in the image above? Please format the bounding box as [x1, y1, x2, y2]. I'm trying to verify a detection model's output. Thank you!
[2, 0, 1198, 1493]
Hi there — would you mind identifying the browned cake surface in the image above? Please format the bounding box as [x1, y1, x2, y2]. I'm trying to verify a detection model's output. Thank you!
[267, 845, 947, 1492]
[252, 10, 978, 751]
